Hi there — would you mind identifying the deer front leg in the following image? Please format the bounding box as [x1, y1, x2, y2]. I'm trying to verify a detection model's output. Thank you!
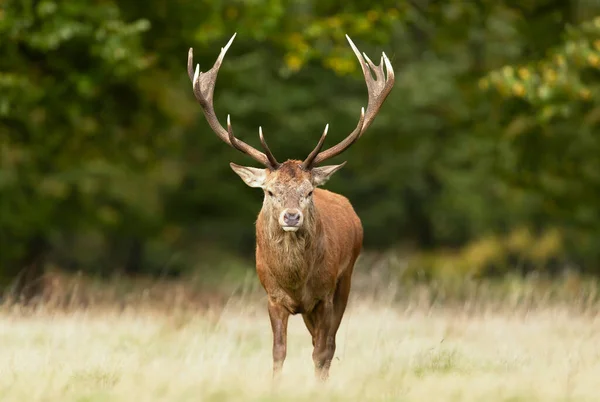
[268, 300, 290, 378]
[309, 299, 336, 381]
[309, 272, 353, 381]
[302, 313, 316, 346]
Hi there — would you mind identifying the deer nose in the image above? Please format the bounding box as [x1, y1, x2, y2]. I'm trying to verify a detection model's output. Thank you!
[283, 209, 301, 226]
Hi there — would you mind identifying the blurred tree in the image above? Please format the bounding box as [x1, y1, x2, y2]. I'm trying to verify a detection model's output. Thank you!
[0, 0, 182, 298]
[2, 0, 600, 297]
[482, 10, 600, 271]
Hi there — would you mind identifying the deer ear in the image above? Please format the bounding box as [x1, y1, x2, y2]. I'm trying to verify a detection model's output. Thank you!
[312, 162, 346, 187]
[230, 163, 268, 188]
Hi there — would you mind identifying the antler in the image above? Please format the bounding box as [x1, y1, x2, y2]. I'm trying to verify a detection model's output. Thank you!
[302, 35, 395, 169]
[188, 33, 280, 169]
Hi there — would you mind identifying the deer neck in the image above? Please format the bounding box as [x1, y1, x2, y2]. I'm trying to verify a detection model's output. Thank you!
[257, 205, 324, 281]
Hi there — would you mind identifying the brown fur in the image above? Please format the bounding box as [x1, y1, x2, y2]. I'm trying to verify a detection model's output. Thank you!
[253, 160, 363, 380]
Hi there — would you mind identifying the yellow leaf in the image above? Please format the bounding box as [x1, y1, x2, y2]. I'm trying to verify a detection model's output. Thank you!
[327, 16, 342, 29]
[543, 68, 557, 83]
[554, 54, 565, 66]
[517, 67, 530, 80]
[284, 54, 303, 72]
[461, 236, 503, 271]
[530, 229, 562, 262]
[512, 82, 526, 97]
[325, 56, 355, 75]
[505, 227, 533, 251]
[287, 33, 304, 46]
[580, 88, 591, 99]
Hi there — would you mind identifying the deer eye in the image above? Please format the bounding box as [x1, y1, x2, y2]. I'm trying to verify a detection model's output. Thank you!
[307, 191, 313, 197]
[267, 190, 274, 197]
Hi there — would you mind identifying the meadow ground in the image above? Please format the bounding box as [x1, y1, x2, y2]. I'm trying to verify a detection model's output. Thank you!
[1, 278, 600, 402]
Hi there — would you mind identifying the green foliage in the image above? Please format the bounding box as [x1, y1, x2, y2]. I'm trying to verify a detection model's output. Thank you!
[1, 0, 600, 290]
[483, 16, 600, 119]
[402, 227, 564, 282]
[480, 9, 600, 270]
[0, 0, 172, 283]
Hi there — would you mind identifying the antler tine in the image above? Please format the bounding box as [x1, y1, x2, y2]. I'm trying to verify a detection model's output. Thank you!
[259, 127, 280, 168]
[301, 124, 329, 170]
[305, 35, 395, 167]
[226, 114, 242, 151]
[188, 33, 278, 169]
[187, 48, 195, 81]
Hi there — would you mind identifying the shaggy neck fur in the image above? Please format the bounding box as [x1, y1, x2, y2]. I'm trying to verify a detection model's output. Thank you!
[257, 202, 324, 289]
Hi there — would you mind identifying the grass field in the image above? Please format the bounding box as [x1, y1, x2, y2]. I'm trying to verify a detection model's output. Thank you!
[1, 280, 600, 402]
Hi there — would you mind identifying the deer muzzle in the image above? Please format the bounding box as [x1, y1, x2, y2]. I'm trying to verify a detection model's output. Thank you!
[279, 209, 303, 232]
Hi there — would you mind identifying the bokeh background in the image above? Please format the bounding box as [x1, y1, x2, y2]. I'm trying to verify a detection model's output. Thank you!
[2, 0, 600, 301]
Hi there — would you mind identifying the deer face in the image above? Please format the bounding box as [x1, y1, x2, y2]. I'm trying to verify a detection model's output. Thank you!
[230, 160, 345, 232]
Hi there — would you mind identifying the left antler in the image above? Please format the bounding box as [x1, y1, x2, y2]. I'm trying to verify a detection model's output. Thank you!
[302, 35, 395, 169]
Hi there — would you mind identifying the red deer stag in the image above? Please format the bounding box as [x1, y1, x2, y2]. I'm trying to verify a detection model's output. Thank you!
[187, 33, 394, 380]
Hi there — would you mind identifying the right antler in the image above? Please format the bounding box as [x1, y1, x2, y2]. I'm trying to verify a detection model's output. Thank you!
[188, 33, 280, 169]
[301, 35, 395, 169]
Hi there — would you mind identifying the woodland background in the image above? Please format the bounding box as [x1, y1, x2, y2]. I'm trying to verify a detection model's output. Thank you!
[2, 0, 600, 300]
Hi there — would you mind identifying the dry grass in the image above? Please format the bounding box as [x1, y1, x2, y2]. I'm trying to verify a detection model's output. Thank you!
[1, 283, 600, 402]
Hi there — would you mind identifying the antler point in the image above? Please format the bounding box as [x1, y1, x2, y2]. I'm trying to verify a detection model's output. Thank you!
[346, 34, 358, 48]
[383, 53, 394, 78]
[193, 64, 200, 83]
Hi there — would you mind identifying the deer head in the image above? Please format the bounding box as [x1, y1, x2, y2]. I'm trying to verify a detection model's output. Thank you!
[187, 34, 394, 232]
[229, 158, 346, 232]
